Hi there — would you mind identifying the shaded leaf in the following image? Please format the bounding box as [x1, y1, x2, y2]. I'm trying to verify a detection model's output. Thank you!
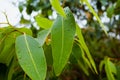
[0, 27, 32, 66]
[37, 29, 51, 46]
[43, 44, 53, 66]
[72, 42, 89, 76]
[114, 0, 120, 14]
[107, 5, 114, 18]
[99, 60, 105, 72]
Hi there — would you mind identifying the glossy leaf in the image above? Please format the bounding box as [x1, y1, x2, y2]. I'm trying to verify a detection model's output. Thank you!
[15, 34, 47, 80]
[82, 0, 107, 35]
[51, 7, 76, 76]
[37, 29, 51, 46]
[76, 25, 97, 74]
[35, 15, 53, 29]
[50, 0, 66, 17]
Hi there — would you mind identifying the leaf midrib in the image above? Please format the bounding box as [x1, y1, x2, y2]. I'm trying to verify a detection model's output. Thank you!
[24, 34, 40, 78]
[59, 17, 64, 69]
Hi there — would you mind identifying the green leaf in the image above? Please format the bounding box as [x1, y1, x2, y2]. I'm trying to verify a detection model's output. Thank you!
[16, 27, 33, 36]
[0, 29, 18, 65]
[114, 0, 120, 14]
[50, 0, 66, 17]
[76, 25, 97, 74]
[35, 15, 53, 29]
[72, 42, 89, 76]
[99, 60, 105, 72]
[82, 0, 107, 35]
[51, 7, 76, 76]
[107, 5, 114, 18]
[7, 56, 18, 80]
[0, 27, 15, 53]
[37, 29, 51, 46]
[43, 44, 53, 66]
[15, 34, 47, 80]
[116, 65, 120, 80]
[0, 27, 32, 66]
[104, 57, 116, 80]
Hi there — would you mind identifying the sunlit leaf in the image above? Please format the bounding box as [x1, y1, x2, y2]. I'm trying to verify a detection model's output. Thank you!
[104, 57, 116, 80]
[51, 7, 76, 76]
[15, 34, 47, 80]
[76, 25, 97, 74]
[82, 0, 107, 35]
[35, 15, 53, 29]
[50, 0, 66, 17]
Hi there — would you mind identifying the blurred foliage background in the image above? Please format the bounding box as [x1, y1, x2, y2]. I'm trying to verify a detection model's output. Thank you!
[0, 0, 120, 80]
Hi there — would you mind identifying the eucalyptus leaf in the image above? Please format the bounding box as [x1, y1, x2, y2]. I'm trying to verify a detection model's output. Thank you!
[37, 29, 51, 46]
[72, 42, 89, 76]
[0, 27, 32, 66]
[50, 0, 66, 17]
[51, 7, 76, 76]
[15, 34, 47, 80]
[76, 24, 97, 74]
[82, 0, 107, 35]
[35, 16, 53, 29]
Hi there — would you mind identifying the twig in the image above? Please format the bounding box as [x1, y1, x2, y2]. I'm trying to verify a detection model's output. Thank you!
[1, 12, 13, 27]
[0, 22, 9, 24]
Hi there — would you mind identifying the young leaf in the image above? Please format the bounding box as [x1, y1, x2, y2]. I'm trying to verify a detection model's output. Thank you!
[51, 7, 76, 76]
[105, 57, 116, 80]
[50, 0, 66, 17]
[99, 60, 105, 72]
[35, 16, 53, 29]
[76, 25, 98, 74]
[82, 0, 107, 35]
[15, 34, 47, 80]
[37, 29, 51, 46]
